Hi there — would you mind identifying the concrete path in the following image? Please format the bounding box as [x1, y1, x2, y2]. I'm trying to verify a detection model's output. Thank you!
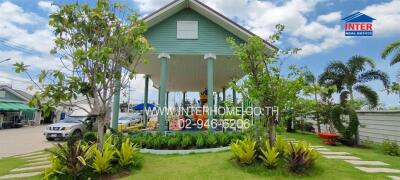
[0, 125, 54, 158]
[0, 151, 49, 179]
[344, 160, 389, 166]
[355, 167, 400, 173]
[0, 172, 42, 179]
[388, 176, 400, 180]
[323, 155, 361, 160]
[319, 151, 351, 155]
[287, 137, 400, 178]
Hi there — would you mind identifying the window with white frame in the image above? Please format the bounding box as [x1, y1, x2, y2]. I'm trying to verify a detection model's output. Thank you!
[177, 21, 198, 39]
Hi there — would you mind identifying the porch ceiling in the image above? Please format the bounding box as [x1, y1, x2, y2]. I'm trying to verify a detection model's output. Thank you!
[131, 54, 244, 92]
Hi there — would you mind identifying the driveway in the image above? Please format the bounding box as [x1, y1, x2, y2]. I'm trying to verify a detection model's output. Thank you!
[0, 125, 55, 158]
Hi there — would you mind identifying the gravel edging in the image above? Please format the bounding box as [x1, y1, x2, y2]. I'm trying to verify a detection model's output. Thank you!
[140, 146, 230, 155]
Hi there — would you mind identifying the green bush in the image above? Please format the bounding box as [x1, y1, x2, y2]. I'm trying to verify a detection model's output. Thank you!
[181, 135, 193, 149]
[206, 134, 218, 148]
[259, 140, 279, 169]
[230, 138, 256, 165]
[44, 134, 142, 179]
[195, 135, 205, 148]
[382, 139, 400, 156]
[116, 139, 139, 168]
[129, 132, 244, 150]
[91, 137, 116, 174]
[167, 137, 181, 149]
[151, 136, 167, 149]
[83, 131, 97, 144]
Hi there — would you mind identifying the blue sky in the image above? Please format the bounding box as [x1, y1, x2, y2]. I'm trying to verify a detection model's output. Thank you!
[0, 0, 399, 107]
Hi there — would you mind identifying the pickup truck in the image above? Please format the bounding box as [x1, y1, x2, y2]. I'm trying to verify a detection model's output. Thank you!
[44, 115, 104, 141]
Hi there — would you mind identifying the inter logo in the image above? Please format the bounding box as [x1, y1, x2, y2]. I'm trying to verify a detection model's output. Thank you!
[342, 12, 375, 36]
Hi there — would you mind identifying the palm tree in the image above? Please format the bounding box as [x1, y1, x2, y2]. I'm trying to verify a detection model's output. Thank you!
[382, 40, 400, 66]
[318, 56, 390, 108]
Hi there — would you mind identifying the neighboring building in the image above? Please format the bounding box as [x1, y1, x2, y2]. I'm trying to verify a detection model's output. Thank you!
[0, 85, 38, 128]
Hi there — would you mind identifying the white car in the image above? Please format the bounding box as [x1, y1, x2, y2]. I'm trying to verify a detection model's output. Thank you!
[118, 114, 142, 131]
[44, 116, 96, 141]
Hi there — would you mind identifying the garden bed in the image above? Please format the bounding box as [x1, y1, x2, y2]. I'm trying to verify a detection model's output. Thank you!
[140, 146, 230, 155]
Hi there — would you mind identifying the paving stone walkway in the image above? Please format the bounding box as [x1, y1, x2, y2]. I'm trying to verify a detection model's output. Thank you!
[0, 151, 49, 179]
[284, 138, 400, 178]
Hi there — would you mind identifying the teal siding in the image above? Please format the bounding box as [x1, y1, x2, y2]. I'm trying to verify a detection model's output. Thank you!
[145, 8, 244, 55]
[0, 90, 24, 102]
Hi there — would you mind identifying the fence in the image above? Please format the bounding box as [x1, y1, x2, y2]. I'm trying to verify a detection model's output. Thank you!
[304, 110, 400, 143]
[357, 110, 400, 143]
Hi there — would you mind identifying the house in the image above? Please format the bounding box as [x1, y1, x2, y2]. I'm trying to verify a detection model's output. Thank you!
[0, 85, 39, 128]
[119, 0, 276, 131]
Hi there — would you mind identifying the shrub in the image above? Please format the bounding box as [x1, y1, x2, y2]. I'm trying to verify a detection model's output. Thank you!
[83, 132, 97, 144]
[286, 141, 319, 173]
[181, 135, 193, 149]
[42, 154, 65, 180]
[167, 137, 181, 149]
[259, 141, 279, 169]
[206, 134, 218, 148]
[45, 136, 92, 179]
[116, 139, 139, 168]
[91, 137, 116, 174]
[230, 138, 256, 165]
[382, 139, 400, 156]
[195, 135, 205, 148]
[150, 135, 167, 149]
[275, 135, 288, 156]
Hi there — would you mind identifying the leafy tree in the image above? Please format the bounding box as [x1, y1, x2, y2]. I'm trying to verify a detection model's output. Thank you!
[14, 0, 150, 147]
[318, 56, 390, 108]
[228, 24, 300, 146]
[382, 40, 400, 66]
[303, 71, 338, 132]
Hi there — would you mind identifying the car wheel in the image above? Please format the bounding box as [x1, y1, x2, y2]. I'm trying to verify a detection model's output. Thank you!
[72, 130, 82, 138]
[46, 137, 54, 141]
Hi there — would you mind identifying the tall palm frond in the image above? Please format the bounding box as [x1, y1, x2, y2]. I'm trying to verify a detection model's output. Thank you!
[304, 71, 316, 84]
[325, 61, 348, 75]
[319, 71, 344, 92]
[347, 55, 375, 73]
[382, 40, 400, 65]
[354, 85, 378, 107]
[358, 70, 390, 89]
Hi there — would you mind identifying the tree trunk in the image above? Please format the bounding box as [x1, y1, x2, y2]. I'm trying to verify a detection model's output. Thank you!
[314, 91, 321, 133]
[268, 115, 276, 146]
[97, 114, 106, 150]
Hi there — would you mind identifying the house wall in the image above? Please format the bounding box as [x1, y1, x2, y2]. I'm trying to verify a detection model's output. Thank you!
[145, 8, 244, 55]
[0, 90, 24, 102]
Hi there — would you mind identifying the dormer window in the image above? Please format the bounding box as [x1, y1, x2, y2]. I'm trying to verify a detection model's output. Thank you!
[177, 21, 198, 39]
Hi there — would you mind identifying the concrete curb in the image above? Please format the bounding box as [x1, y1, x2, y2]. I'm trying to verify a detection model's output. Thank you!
[140, 146, 230, 155]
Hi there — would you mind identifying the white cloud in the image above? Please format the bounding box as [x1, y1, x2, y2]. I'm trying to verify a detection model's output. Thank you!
[360, 0, 400, 37]
[132, 0, 348, 57]
[132, 0, 170, 16]
[0, 50, 63, 70]
[0, 1, 54, 54]
[317, 11, 342, 23]
[38, 1, 58, 13]
[0, 1, 44, 24]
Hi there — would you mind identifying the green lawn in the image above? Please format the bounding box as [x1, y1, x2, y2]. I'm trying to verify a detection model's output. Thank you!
[124, 132, 400, 180]
[2, 132, 399, 179]
[0, 157, 25, 176]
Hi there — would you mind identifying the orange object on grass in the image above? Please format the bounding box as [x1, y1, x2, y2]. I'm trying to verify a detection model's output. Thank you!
[317, 132, 339, 145]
